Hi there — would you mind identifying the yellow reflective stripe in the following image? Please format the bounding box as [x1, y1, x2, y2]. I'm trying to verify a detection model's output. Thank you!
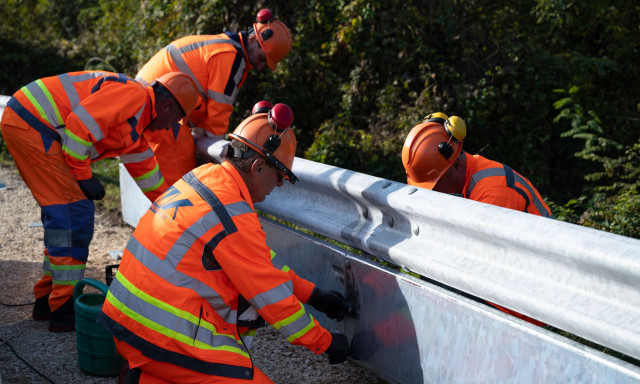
[270, 249, 276, 260]
[140, 177, 165, 193]
[62, 145, 89, 160]
[53, 279, 80, 286]
[36, 79, 64, 126]
[65, 128, 92, 146]
[20, 86, 49, 123]
[285, 315, 316, 343]
[50, 263, 86, 271]
[240, 329, 257, 337]
[272, 305, 306, 330]
[133, 163, 160, 181]
[113, 273, 249, 357]
[62, 129, 91, 160]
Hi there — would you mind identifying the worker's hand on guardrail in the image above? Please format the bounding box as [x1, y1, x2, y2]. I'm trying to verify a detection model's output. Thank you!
[307, 288, 349, 321]
[78, 176, 105, 200]
[325, 333, 349, 364]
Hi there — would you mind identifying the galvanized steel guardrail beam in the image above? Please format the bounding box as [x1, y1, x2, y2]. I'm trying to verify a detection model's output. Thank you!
[256, 153, 640, 362]
[5, 93, 639, 379]
[0, 95, 10, 114]
[194, 136, 640, 362]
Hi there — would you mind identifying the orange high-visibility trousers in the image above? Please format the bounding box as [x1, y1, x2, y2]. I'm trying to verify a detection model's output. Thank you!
[1, 107, 92, 311]
[115, 339, 274, 384]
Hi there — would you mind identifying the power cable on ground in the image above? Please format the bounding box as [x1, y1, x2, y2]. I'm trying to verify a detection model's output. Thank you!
[0, 300, 34, 307]
[0, 318, 57, 384]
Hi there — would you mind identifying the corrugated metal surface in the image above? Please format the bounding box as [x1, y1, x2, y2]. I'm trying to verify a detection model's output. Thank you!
[115, 134, 640, 383]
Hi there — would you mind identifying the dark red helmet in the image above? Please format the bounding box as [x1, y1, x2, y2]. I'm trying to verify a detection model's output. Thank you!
[268, 103, 294, 130]
[252, 100, 274, 115]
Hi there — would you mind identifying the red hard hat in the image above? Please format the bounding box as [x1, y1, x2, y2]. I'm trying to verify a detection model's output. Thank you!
[252, 100, 274, 115]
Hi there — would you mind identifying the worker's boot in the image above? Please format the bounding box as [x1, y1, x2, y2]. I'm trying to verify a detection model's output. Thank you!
[49, 298, 75, 333]
[32, 294, 51, 321]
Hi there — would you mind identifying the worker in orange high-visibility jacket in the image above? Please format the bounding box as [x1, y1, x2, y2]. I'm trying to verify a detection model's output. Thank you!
[136, 8, 293, 187]
[402, 113, 552, 326]
[0, 71, 198, 333]
[97, 104, 350, 383]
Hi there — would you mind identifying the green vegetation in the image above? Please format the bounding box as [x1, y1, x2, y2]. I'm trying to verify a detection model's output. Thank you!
[0, 0, 638, 368]
[1, 0, 639, 239]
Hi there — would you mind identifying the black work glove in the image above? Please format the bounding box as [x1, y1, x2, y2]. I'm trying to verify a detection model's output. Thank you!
[325, 333, 349, 364]
[307, 287, 349, 321]
[78, 176, 105, 200]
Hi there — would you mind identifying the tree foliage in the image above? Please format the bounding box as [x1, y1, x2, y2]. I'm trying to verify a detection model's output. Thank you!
[1, 0, 639, 237]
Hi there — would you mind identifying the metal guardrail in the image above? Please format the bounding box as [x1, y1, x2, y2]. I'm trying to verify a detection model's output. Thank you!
[194, 136, 640, 363]
[0, 95, 10, 114]
[258, 154, 640, 362]
[120, 154, 640, 383]
[4, 92, 637, 381]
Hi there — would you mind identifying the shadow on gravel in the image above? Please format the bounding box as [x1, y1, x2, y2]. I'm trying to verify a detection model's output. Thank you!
[0, 259, 116, 384]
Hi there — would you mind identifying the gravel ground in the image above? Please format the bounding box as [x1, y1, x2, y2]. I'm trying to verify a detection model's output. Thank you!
[0, 163, 385, 384]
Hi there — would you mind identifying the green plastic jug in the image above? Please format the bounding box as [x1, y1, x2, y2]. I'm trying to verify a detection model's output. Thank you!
[73, 278, 123, 376]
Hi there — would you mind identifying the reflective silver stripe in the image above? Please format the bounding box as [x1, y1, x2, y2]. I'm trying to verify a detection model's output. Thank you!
[467, 168, 503, 197]
[248, 281, 294, 310]
[42, 256, 51, 274]
[62, 133, 91, 159]
[206, 51, 245, 106]
[50, 266, 85, 283]
[108, 277, 246, 352]
[120, 148, 155, 163]
[88, 146, 100, 160]
[132, 103, 144, 126]
[165, 201, 253, 270]
[135, 168, 163, 191]
[511, 172, 552, 218]
[135, 77, 150, 87]
[165, 37, 244, 102]
[278, 311, 315, 340]
[44, 229, 72, 247]
[207, 81, 238, 105]
[72, 104, 104, 140]
[125, 199, 252, 321]
[165, 44, 207, 99]
[177, 38, 243, 54]
[59, 72, 113, 106]
[164, 212, 224, 269]
[468, 168, 551, 217]
[126, 236, 235, 322]
[225, 201, 254, 220]
[22, 81, 62, 128]
[241, 335, 254, 350]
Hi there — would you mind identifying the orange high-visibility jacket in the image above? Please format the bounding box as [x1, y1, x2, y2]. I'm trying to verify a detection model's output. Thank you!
[98, 162, 331, 380]
[4, 71, 168, 201]
[136, 32, 252, 136]
[463, 153, 553, 218]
